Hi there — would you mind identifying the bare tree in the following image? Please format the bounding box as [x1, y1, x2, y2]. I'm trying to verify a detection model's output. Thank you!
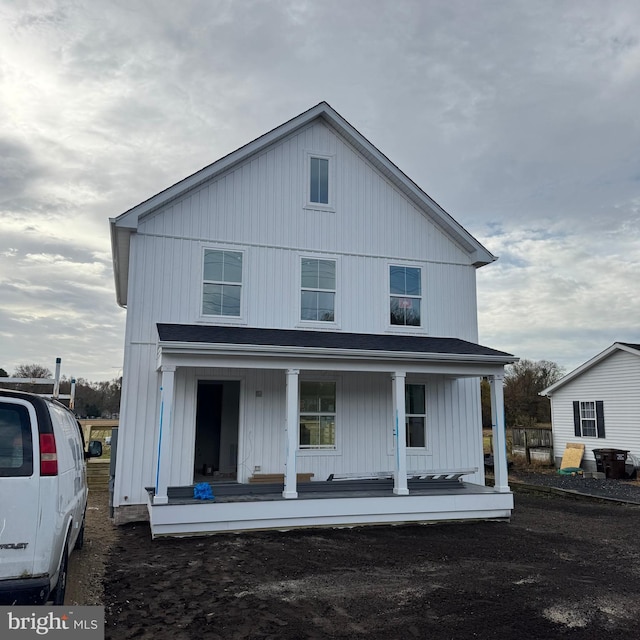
[504, 359, 564, 426]
[14, 363, 53, 378]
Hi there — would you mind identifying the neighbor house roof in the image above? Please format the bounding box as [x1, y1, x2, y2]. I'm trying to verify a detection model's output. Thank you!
[157, 324, 517, 364]
[110, 101, 497, 307]
[540, 342, 640, 396]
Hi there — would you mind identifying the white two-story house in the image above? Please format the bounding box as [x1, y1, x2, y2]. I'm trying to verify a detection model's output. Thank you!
[110, 102, 517, 537]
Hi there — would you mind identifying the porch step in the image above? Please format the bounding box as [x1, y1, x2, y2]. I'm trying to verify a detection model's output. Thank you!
[249, 473, 314, 483]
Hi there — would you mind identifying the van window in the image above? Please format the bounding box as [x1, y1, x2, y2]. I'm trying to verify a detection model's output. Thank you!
[0, 403, 33, 477]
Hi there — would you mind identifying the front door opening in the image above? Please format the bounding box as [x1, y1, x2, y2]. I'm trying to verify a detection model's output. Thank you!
[194, 380, 240, 482]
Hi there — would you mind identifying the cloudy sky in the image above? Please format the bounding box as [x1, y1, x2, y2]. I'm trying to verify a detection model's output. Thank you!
[1, 0, 638, 381]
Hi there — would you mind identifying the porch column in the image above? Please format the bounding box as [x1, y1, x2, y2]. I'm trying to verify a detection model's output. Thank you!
[392, 371, 409, 496]
[489, 373, 510, 493]
[154, 365, 176, 505]
[283, 368, 299, 499]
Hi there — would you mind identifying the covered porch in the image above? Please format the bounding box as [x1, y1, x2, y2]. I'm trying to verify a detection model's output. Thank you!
[149, 324, 516, 537]
[146, 477, 513, 538]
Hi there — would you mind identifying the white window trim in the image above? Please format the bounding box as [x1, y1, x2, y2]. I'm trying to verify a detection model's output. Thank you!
[297, 254, 339, 329]
[303, 151, 336, 212]
[297, 376, 341, 456]
[198, 245, 247, 325]
[579, 400, 597, 438]
[405, 383, 427, 450]
[387, 262, 426, 332]
[388, 380, 432, 455]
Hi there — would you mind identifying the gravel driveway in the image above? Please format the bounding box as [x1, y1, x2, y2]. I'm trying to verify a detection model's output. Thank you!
[511, 470, 640, 502]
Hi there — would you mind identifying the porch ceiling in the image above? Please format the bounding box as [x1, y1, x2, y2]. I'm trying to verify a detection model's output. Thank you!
[156, 323, 517, 376]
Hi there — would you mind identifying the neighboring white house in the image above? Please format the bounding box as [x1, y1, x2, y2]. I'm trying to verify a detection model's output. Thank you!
[109, 102, 517, 537]
[541, 342, 640, 471]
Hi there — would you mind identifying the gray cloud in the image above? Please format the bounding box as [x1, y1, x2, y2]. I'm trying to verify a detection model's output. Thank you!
[0, 0, 639, 379]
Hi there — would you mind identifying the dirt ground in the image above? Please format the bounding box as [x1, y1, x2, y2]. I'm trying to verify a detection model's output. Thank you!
[68, 487, 640, 639]
[66, 489, 116, 606]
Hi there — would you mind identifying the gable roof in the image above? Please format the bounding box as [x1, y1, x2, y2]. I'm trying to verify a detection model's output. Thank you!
[110, 101, 496, 307]
[540, 342, 640, 396]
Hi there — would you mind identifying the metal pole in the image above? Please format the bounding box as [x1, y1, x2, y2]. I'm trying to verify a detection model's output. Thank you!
[70, 378, 76, 410]
[53, 357, 61, 398]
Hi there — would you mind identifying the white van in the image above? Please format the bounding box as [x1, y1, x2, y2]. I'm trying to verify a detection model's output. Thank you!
[0, 389, 102, 605]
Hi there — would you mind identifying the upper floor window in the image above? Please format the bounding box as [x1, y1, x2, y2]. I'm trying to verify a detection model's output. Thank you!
[299, 381, 336, 449]
[202, 249, 243, 317]
[309, 157, 329, 204]
[390, 265, 421, 326]
[301, 258, 336, 322]
[405, 384, 426, 448]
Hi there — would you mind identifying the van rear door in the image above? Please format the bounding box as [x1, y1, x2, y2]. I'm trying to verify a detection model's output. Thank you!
[0, 399, 40, 579]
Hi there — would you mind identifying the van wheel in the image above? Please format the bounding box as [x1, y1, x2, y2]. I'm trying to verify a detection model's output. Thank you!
[74, 517, 85, 550]
[51, 540, 69, 605]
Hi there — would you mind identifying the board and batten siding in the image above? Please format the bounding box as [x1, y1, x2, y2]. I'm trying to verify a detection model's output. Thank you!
[138, 121, 471, 264]
[113, 117, 488, 510]
[125, 235, 479, 344]
[550, 349, 640, 465]
[113, 351, 485, 508]
[125, 118, 479, 338]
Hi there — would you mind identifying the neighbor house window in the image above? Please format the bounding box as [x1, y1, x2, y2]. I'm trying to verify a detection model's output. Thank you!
[202, 249, 243, 317]
[390, 265, 421, 326]
[405, 384, 426, 448]
[299, 381, 336, 449]
[309, 156, 329, 204]
[573, 400, 605, 438]
[301, 258, 336, 322]
[579, 401, 596, 437]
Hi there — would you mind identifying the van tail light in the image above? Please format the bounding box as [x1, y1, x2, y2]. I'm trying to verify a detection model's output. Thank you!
[39, 434, 58, 476]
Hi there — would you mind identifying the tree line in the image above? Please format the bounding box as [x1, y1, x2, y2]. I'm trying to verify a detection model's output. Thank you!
[3, 358, 564, 426]
[481, 359, 564, 428]
[0, 363, 121, 419]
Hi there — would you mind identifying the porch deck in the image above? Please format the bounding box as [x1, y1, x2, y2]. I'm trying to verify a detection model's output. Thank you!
[146, 479, 514, 538]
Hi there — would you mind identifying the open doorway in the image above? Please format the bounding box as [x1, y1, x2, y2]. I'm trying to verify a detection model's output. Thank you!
[194, 380, 240, 482]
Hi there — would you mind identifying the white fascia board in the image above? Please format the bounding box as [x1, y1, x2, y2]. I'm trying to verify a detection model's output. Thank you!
[109, 220, 131, 308]
[540, 342, 636, 396]
[158, 352, 506, 378]
[109, 102, 495, 267]
[112, 103, 330, 229]
[616, 342, 640, 357]
[318, 109, 496, 267]
[157, 340, 516, 366]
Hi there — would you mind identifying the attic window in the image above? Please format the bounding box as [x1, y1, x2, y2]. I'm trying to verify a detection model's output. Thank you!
[310, 157, 329, 204]
[305, 153, 334, 210]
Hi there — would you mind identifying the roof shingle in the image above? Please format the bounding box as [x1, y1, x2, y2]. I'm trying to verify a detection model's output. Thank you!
[157, 324, 515, 360]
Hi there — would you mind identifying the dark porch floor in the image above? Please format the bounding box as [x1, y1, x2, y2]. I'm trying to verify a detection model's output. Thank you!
[150, 478, 499, 505]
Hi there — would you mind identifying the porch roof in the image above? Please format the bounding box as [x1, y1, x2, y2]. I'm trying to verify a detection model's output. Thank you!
[156, 323, 516, 373]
